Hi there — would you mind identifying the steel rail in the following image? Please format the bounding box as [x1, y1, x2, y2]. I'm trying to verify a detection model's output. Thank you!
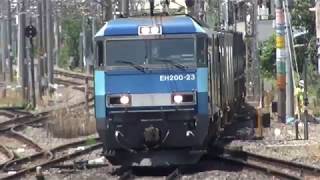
[0, 144, 15, 168]
[10, 126, 43, 152]
[2, 138, 101, 179]
[218, 147, 320, 179]
[218, 154, 302, 180]
[119, 169, 134, 180]
[0, 113, 49, 133]
[54, 69, 93, 80]
[166, 168, 182, 180]
[0, 97, 95, 134]
[0, 110, 17, 119]
[54, 78, 85, 86]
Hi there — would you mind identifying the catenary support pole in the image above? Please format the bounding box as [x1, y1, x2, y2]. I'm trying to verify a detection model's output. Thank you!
[41, 0, 47, 76]
[121, 0, 129, 17]
[37, 0, 44, 98]
[1, 1, 8, 82]
[17, 0, 27, 101]
[54, 7, 60, 67]
[91, 16, 96, 74]
[283, 0, 294, 120]
[316, 1, 320, 74]
[7, 0, 13, 82]
[303, 46, 309, 140]
[27, 37, 36, 108]
[275, 0, 286, 123]
[46, 0, 53, 94]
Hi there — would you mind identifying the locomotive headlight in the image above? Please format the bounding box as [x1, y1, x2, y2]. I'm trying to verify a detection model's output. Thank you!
[173, 95, 183, 104]
[140, 27, 150, 35]
[120, 95, 130, 105]
[150, 26, 160, 34]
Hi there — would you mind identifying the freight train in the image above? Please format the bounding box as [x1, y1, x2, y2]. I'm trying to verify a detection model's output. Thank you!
[93, 14, 246, 166]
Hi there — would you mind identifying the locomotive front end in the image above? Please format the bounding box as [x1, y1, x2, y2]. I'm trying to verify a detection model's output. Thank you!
[94, 16, 210, 166]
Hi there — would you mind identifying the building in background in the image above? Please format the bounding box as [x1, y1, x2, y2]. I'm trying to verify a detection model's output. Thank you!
[236, 0, 275, 42]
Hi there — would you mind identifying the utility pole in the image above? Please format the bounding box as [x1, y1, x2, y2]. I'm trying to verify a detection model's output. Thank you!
[37, 0, 44, 98]
[315, 1, 320, 74]
[224, 0, 229, 30]
[197, 0, 206, 22]
[46, 0, 53, 93]
[7, 0, 13, 82]
[283, 0, 294, 120]
[120, 0, 129, 17]
[18, 0, 27, 101]
[303, 47, 309, 140]
[0, 9, 4, 79]
[245, 1, 260, 105]
[26, 25, 37, 108]
[275, 0, 286, 123]
[79, 16, 85, 70]
[41, 0, 47, 76]
[54, 9, 60, 67]
[83, 15, 88, 73]
[104, 0, 113, 21]
[1, 1, 9, 82]
[91, 16, 96, 74]
[206, 0, 221, 30]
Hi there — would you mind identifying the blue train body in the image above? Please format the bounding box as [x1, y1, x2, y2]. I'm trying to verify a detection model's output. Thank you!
[94, 15, 245, 166]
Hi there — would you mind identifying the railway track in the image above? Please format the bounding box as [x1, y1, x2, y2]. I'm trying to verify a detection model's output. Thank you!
[1, 138, 102, 179]
[0, 144, 14, 169]
[0, 70, 98, 179]
[54, 69, 93, 80]
[216, 147, 320, 180]
[0, 109, 30, 119]
[54, 69, 93, 94]
[0, 112, 49, 133]
[116, 166, 183, 180]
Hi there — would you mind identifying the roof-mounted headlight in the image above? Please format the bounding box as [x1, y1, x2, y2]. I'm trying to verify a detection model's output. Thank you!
[138, 25, 162, 36]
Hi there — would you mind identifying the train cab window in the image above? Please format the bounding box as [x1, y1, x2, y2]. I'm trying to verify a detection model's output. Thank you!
[106, 40, 147, 66]
[197, 37, 207, 67]
[149, 38, 195, 65]
[96, 41, 104, 67]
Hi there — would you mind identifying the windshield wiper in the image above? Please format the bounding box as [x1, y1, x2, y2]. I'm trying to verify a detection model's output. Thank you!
[115, 60, 145, 73]
[154, 58, 186, 71]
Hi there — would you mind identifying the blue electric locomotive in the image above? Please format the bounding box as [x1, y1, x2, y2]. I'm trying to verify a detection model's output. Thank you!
[94, 15, 245, 166]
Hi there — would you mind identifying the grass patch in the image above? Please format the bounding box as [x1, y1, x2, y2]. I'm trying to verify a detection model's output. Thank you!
[85, 138, 97, 146]
[49, 106, 96, 138]
[0, 88, 25, 108]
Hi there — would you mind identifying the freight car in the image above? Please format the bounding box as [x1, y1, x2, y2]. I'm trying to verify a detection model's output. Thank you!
[93, 15, 245, 166]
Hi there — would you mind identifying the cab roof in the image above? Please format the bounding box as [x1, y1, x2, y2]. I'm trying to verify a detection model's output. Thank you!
[95, 15, 206, 37]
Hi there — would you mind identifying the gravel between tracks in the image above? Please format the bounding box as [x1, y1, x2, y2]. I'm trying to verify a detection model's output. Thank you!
[225, 116, 320, 171]
[0, 116, 10, 123]
[0, 152, 9, 164]
[26, 160, 275, 180]
[20, 126, 98, 150]
[0, 135, 37, 157]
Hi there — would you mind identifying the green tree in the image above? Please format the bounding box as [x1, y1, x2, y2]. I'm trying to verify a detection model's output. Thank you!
[291, 0, 315, 34]
[291, 0, 317, 61]
[260, 34, 276, 77]
[59, 17, 82, 68]
[260, 0, 317, 77]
